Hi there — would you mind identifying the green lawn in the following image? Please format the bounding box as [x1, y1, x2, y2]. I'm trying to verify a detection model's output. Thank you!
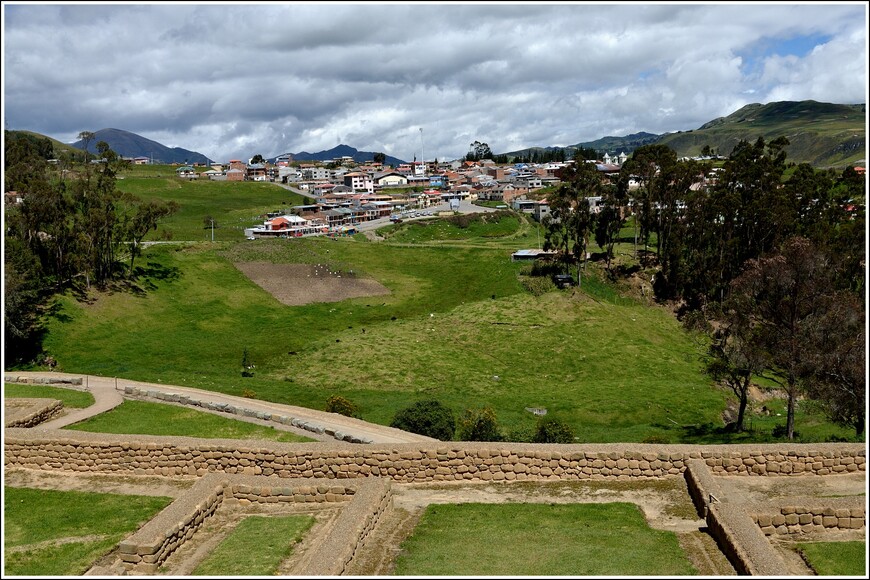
[63, 399, 315, 442]
[32, 230, 856, 443]
[115, 168, 309, 242]
[3, 384, 95, 408]
[4, 487, 172, 576]
[191, 515, 315, 576]
[393, 502, 697, 576]
[23, 207, 856, 444]
[794, 541, 866, 576]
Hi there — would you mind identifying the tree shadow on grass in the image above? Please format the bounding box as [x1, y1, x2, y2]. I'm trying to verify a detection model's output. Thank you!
[676, 422, 766, 444]
[126, 261, 181, 295]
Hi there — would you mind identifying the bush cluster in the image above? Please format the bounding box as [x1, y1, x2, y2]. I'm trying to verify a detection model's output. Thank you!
[457, 407, 503, 441]
[390, 399, 455, 441]
[325, 395, 361, 419]
[519, 276, 556, 296]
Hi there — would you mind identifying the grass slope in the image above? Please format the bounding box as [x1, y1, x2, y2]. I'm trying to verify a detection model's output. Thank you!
[115, 171, 308, 242]
[36, 235, 727, 442]
[29, 214, 856, 443]
[657, 100, 866, 168]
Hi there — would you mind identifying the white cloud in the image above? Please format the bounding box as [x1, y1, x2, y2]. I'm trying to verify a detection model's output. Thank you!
[2, 2, 866, 162]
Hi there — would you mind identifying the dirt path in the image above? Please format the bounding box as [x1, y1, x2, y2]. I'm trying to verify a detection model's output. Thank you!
[6, 371, 437, 444]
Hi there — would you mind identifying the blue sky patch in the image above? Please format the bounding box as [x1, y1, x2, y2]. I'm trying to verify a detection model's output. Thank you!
[738, 33, 833, 76]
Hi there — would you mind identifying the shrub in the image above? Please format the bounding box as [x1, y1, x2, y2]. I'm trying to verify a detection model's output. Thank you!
[390, 399, 455, 441]
[326, 395, 361, 418]
[457, 407, 503, 441]
[519, 275, 556, 296]
[241, 389, 257, 399]
[506, 425, 536, 443]
[772, 424, 799, 439]
[241, 347, 254, 377]
[532, 417, 576, 443]
[680, 310, 711, 334]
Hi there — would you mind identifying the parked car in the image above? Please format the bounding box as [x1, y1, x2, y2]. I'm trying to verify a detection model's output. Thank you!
[553, 274, 575, 289]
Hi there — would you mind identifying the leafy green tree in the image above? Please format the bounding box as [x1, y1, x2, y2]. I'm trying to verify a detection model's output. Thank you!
[800, 291, 865, 438]
[457, 407, 502, 441]
[729, 236, 833, 440]
[466, 140, 493, 162]
[594, 200, 623, 278]
[543, 158, 600, 286]
[705, 305, 766, 432]
[372, 152, 386, 164]
[573, 146, 598, 161]
[532, 416, 575, 443]
[77, 130, 95, 161]
[390, 400, 455, 441]
[3, 237, 45, 364]
[250, 154, 265, 164]
[618, 144, 678, 259]
[125, 199, 180, 276]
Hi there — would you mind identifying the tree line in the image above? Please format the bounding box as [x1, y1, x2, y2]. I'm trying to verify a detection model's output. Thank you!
[542, 137, 865, 439]
[4, 130, 179, 364]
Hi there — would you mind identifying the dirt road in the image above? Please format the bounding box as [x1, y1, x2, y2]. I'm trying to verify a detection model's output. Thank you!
[4, 371, 436, 444]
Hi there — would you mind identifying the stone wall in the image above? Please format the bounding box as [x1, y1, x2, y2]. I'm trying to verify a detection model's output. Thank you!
[748, 498, 866, 536]
[4, 375, 84, 388]
[706, 503, 787, 576]
[685, 457, 865, 576]
[4, 399, 64, 428]
[300, 477, 392, 576]
[118, 473, 390, 574]
[4, 429, 864, 483]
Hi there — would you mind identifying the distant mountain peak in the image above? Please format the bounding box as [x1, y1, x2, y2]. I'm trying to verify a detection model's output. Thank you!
[70, 128, 212, 164]
[279, 144, 406, 166]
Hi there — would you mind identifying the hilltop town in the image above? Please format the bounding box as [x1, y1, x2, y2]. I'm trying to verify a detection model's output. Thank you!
[165, 151, 656, 239]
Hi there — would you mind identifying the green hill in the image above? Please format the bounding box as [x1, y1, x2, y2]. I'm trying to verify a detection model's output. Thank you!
[656, 100, 866, 168]
[10, 130, 82, 158]
[498, 101, 865, 169]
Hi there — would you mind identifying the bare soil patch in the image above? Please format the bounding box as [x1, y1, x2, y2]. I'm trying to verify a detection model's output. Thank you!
[233, 262, 391, 306]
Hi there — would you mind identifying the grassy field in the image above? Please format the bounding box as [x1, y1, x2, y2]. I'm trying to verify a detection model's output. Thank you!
[393, 502, 697, 576]
[3, 384, 95, 408]
[191, 515, 315, 576]
[115, 167, 309, 242]
[3, 487, 172, 576]
[16, 176, 856, 444]
[63, 400, 315, 442]
[792, 541, 866, 576]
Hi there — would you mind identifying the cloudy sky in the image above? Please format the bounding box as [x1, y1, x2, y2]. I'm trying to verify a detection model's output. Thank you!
[3, 1, 867, 163]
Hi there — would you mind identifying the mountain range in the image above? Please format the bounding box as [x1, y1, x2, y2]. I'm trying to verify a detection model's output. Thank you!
[70, 128, 212, 165]
[18, 100, 867, 169]
[503, 100, 865, 168]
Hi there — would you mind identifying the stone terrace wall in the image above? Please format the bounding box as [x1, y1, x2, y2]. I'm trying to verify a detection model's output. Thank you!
[4, 429, 865, 483]
[748, 497, 866, 536]
[119, 473, 390, 574]
[685, 458, 866, 576]
[4, 399, 64, 428]
[5, 374, 84, 388]
[300, 477, 392, 576]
